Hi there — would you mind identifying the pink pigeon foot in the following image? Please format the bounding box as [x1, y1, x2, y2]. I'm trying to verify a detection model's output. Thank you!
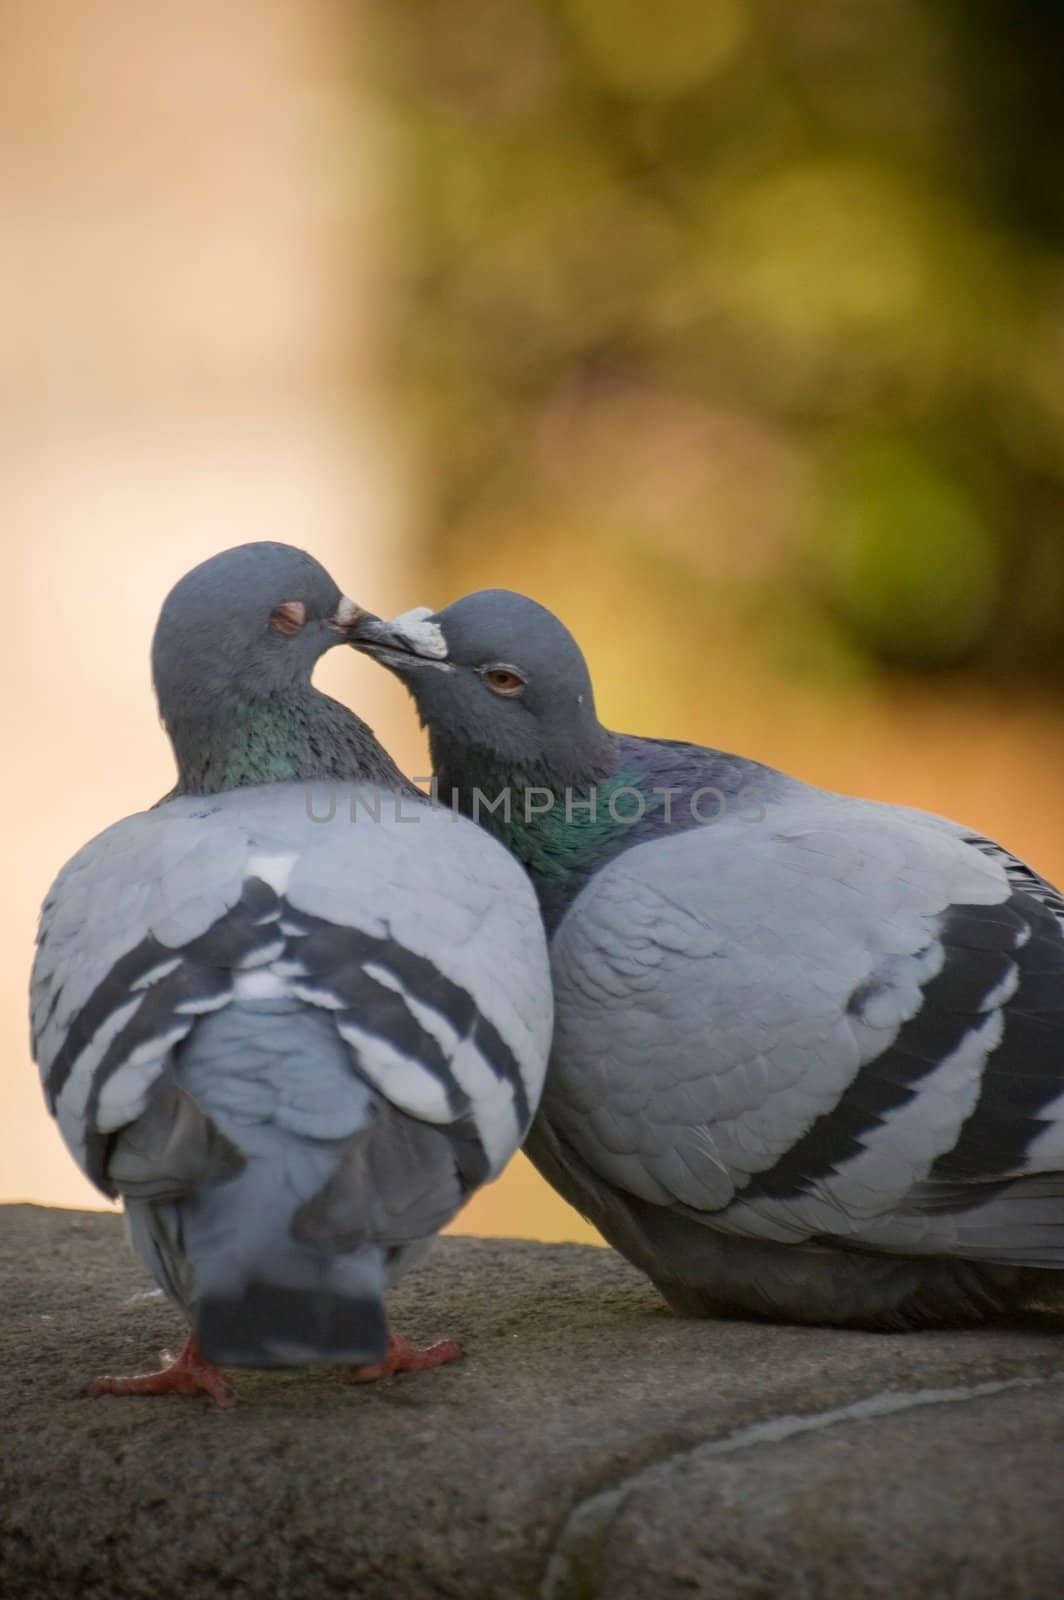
[348, 1331, 461, 1383]
[88, 1333, 236, 1407]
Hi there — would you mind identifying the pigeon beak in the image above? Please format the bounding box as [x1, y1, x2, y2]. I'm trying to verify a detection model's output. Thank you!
[347, 613, 399, 651]
[329, 595, 366, 633]
[348, 607, 451, 669]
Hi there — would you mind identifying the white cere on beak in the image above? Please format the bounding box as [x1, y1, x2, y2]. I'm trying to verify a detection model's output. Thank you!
[333, 595, 362, 627]
[389, 606, 450, 660]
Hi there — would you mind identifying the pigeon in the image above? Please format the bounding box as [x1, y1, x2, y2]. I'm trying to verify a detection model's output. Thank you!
[351, 590, 1064, 1329]
[30, 549, 551, 1402]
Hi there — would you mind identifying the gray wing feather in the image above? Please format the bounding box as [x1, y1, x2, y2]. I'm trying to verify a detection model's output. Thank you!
[31, 783, 552, 1208]
[292, 1100, 485, 1252]
[106, 1076, 245, 1201]
[549, 792, 1064, 1264]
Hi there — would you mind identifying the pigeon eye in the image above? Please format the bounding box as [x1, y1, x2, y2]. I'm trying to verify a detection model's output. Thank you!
[270, 601, 306, 636]
[481, 665, 526, 697]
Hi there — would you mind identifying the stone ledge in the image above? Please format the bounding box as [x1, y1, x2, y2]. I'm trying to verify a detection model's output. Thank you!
[2, 1205, 1063, 1599]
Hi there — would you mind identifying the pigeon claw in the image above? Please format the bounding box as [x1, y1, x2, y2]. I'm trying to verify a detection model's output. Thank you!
[88, 1333, 236, 1407]
[347, 1332, 461, 1384]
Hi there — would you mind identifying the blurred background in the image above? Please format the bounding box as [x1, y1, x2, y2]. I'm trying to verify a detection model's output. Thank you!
[5, 1, 1064, 1245]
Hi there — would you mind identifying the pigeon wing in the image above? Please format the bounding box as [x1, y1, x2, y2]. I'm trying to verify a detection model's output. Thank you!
[31, 783, 552, 1237]
[546, 795, 1064, 1266]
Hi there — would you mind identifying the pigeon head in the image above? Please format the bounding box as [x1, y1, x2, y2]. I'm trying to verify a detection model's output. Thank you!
[152, 542, 363, 718]
[350, 588, 613, 778]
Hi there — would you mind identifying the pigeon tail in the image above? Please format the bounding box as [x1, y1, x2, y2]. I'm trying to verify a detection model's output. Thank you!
[182, 1162, 391, 1368]
[195, 1259, 389, 1368]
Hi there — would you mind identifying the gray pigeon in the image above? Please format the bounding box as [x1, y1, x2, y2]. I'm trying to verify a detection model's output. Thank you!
[352, 590, 1064, 1329]
[30, 549, 551, 1402]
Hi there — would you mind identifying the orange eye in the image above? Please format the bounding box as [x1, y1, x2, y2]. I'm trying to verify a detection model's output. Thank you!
[270, 601, 306, 636]
[482, 667, 525, 696]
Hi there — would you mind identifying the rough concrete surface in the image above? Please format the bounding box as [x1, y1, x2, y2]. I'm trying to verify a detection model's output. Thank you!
[2, 1205, 1063, 1599]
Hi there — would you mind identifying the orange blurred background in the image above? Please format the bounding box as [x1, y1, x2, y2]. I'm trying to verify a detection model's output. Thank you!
[0, 0, 591, 1241]
[4, 2, 1064, 1249]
